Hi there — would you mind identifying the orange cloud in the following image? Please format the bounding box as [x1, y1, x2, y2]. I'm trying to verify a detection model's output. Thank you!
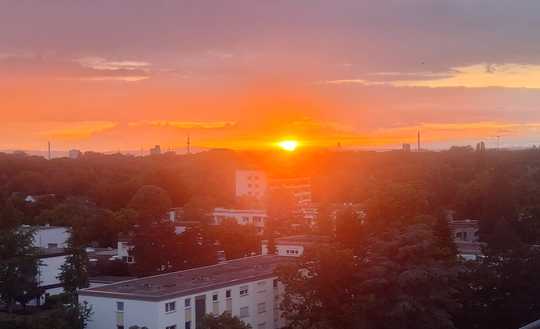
[39, 121, 117, 140]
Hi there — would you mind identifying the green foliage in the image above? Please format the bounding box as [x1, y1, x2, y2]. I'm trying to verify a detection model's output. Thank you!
[199, 312, 252, 329]
[58, 228, 90, 296]
[0, 302, 92, 329]
[334, 206, 363, 250]
[128, 185, 172, 221]
[0, 227, 41, 313]
[455, 247, 540, 329]
[278, 224, 459, 329]
[214, 219, 259, 260]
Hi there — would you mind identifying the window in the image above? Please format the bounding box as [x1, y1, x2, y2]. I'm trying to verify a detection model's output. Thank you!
[48, 243, 58, 248]
[242, 217, 249, 223]
[116, 301, 124, 312]
[166, 326, 177, 329]
[184, 298, 191, 308]
[240, 286, 249, 297]
[225, 289, 231, 298]
[240, 306, 249, 318]
[165, 301, 176, 313]
[185, 321, 191, 329]
[117, 326, 124, 329]
[212, 293, 218, 302]
[273, 279, 278, 288]
[257, 302, 266, 314]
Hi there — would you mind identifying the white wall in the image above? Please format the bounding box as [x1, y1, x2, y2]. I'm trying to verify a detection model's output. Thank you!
[81, 296, 160, 329]
[38, 255, 67, 287]
[213, 208, 267, 235]
[261, 243, 304, 257]
[33, 227, 70, 249]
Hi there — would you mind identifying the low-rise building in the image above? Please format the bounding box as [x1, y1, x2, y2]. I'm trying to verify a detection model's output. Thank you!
[449, 219, 483, 260]
[69, 149, 82, 159]
[32, 225, 70, 249]
[212, 208, 268, 234]
[261, 235, 332, 257]
[79, 255, 293, 329]
[450, 219, 480, 243]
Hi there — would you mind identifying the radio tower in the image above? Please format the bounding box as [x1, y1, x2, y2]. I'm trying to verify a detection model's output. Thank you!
[417, 130, 421, 152]
[48, 141, 51, 160]
[187, 134, 191, 154]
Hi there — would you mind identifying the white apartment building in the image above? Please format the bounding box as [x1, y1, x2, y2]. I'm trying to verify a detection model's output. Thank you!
[212, 208, 268, 234]
[235, 170, 268, 199]
[261, 235, 332, 257]
[79, 255, 292, 329]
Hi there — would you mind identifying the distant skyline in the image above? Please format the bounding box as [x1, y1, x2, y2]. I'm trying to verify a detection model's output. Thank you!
[3, 1, 540, 151]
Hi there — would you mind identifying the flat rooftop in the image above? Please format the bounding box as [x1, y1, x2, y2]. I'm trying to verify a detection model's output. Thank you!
[273, 235, 332, 245]
[79, 255, 294, 302]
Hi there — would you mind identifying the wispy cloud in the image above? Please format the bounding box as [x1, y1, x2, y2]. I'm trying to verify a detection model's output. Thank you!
[325, 63, 540, 89]
[72, 57, 151, 82]
[128, 120, 237, 129]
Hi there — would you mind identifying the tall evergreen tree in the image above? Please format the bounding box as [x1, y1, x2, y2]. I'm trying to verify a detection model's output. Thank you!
[58, 227, 89, 297]
[0, 227, 40, 313]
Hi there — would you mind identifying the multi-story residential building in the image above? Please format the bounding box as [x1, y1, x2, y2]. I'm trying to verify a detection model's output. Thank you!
[261, 235, 332, 257]
[212, 208, 268, 234]
[235, 170, 268, 199]
[79, 255, 292, 329]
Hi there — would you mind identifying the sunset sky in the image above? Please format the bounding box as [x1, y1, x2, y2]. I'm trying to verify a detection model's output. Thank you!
[3, 0, 540, 153]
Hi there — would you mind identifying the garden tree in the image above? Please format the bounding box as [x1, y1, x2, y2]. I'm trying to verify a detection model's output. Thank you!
[178, 226, 218, 268]
[0, 227, 40, 313]
[334, 207, 362, 250]
[432, 215, 458, 260]
[0, 302, 92, 329]
[199, 312, 252, 329]
[131, 219, 182, 276]
[0, 198, 24, 229]
[214, 219, 259, 260]
[278, 224, 459, 329]
[365, 183, 429, 230]
[266, 188, 299, 236]
[128, 185, 172, 222]
[483, 217, 522, 255]
[277, 246, 359, 329]
[36, 197, 111, 246]
[58, 227, 90, 297]
[351, 224, 459, 329]
[183, 195, 216, 224]
[454, 246, 540, 329]
[476, 167, 517, 243]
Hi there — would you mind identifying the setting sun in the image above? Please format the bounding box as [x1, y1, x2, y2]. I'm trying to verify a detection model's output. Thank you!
[278, 140, 299, 151]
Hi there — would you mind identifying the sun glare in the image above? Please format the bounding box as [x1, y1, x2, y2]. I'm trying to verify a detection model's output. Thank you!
[278, 140, 299, 152]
